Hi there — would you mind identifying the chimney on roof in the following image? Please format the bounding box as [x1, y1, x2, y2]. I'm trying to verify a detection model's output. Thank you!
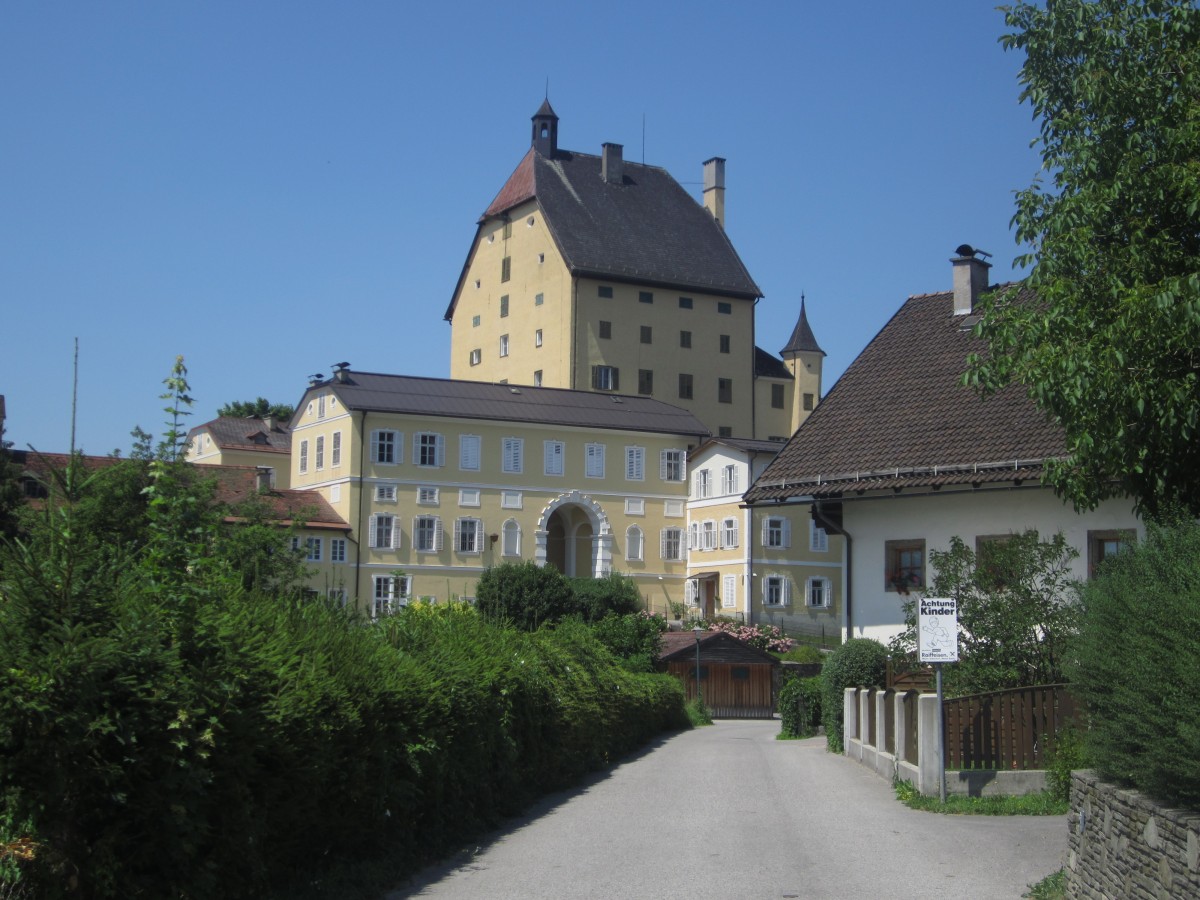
[262, 415, 275, 432]
[703, 157, 726, 227]
[332, 362, 351, 384]
[602, 143, 624, 184]
[951, 244, 992, 315]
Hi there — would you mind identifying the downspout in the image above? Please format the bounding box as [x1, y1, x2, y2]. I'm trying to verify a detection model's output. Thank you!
[355, 410, 368, 611]
[812, 500, 851, 642]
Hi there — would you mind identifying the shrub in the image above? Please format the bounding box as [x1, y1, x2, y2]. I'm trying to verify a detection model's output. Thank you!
[475, 561, 577, 630]
[568, 572, 642, 622]
[589, 611, 666, 672]
[779, 675, 822, 738]
[685, 697, 713, 726]
[1044, 723, 1087, 804]
[706, 620, 795, 653]
[774, 644, 825, 664]
[1070, 521, 1200, 808]
[821, 638, 888, 752]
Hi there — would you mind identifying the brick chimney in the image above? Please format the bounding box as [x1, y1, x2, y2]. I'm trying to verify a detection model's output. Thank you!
[703, 157, 726, 227]
[951, 244, 992, 315]
[602, 143, 624, 184]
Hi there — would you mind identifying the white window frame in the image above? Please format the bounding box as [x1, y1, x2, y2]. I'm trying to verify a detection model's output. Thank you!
[413, 515, 443, 553]
[415, 432, 445, 468]
[298, 439, 309, 474]
[294, 536, 321, 561]
[660, 527, 683, 561]
[501, 491, 523, 509]
[454, 517, 483, 555]
[469, 348, 481, 366]
[373, 574, 412, 617]
[459, 434, 481, 471]
[722, 574, 737, 609]
[375, 484, 398, 502]
[660, 448, 685, 482]
[502, 437, 524, 474]
[664, 500, 684, 518]
[371, 429, 401, 465]
[459, 489, 481, 507]
[585, 443, 605, 479]
[625, 446, 645, 482]
[807, 576, 832, 609]
[315, 435, 325, 471]
[317, 395, 326, 419]
[721, 464, 738, 495]
[331, 431, 342, 467]
[764, 516, 791, 549]
[593, 365, 618, 391]
[694, 469, 711, 499]
[330, 538, 346, 563]
[684, 578, 699, 607]
[720, 517, 739, 549]
[535, 329, 543, 347]
[701, 520, 717, 551]
[499, 334, 510, 357]
[626, 525, 644, 562]
[544, 440, 564, 476]
[502, 518, 521, 557]
[810, 519, 829, 553]
[624, 498, 645, 516]
[417, 487, 440, 506]
[764, 575, 791, 607]
[368, 513, 399, 550]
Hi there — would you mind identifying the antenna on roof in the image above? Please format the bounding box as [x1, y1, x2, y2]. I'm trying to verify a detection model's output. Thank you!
[545, 77, 549, 100]
[642, 113, 646, 164]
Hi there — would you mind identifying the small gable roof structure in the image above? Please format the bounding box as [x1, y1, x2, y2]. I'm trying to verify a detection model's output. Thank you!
[746, 284, 1065, 502]
[203, 465, 348, 532]
[659, 630, 780, 666]
[189, 417, 291, 455]
[305, 370, 710, 440]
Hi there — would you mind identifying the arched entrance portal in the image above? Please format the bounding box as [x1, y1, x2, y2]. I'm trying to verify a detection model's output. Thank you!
[535, 491, 612, 579]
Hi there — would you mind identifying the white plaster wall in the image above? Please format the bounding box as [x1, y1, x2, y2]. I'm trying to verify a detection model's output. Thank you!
[844, 486, 1141, 644]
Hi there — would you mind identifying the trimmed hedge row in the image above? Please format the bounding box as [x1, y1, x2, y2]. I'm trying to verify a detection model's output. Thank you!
[0, 589, 687, 898]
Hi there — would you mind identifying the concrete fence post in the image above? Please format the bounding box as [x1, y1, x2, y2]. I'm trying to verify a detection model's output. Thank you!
[843, 688, 858, 755]
[917, 693, 942, 796]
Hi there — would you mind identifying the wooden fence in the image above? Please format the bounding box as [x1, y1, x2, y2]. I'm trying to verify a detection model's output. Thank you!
[943, 684, 1078, 770]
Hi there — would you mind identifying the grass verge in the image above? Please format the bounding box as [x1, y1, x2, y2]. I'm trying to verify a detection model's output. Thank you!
[1024, 869, 1066, 899]
[894, 779, 1069, 815]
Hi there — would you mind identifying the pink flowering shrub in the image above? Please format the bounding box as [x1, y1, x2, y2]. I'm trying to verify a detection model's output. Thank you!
[707, 621, 795, 653]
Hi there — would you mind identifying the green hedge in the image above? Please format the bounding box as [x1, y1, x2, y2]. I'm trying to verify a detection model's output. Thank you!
[0, 588, 687, 898]
[1071, 522, 1200, 809]
[820, 638, 888, 752]
[779, 675, 822, 737]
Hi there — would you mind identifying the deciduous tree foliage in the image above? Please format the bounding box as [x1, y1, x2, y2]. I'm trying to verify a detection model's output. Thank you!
[217, 397, 295, 421]
[969, 0, 1200, 517]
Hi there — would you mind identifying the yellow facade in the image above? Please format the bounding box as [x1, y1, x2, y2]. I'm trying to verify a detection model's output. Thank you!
[289, 384, 699, 617]
[185, 425, 291, 489]
[750, 499, 842, 642]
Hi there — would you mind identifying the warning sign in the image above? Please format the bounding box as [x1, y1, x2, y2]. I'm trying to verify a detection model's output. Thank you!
[918, 596, 958, 663]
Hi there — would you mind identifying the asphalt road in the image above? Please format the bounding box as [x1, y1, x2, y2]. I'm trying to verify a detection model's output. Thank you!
[389, 720, 1066, 900]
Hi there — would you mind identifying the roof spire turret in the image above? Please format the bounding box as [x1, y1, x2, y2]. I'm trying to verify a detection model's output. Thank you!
[781, 294, 825, 357]
[531, 99, 559, 158]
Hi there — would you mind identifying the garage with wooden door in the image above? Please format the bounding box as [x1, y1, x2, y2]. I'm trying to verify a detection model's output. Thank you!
[659, 631, 779, 719]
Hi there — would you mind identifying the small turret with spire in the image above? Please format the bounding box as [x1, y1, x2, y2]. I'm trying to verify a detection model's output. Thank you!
[781, 294, 825, 433]
[531, 99, 559, 158]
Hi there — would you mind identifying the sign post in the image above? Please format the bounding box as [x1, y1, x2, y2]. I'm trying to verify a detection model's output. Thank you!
[918, 597, 958, 804]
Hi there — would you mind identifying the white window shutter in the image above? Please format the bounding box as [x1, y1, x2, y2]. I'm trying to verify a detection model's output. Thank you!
[659, 451, 668, 480]
[391, 518, 401, 550]
[436, 435, 445, 467]
[433, 518, 444, 552]
[783, 578, 792, 605]
[368, 514, 379, 549]
[782, 519, 792, 548]
[685, 579, 697, 605]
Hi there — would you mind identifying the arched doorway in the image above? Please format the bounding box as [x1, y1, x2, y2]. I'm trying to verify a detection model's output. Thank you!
[536, 491, 612, 579]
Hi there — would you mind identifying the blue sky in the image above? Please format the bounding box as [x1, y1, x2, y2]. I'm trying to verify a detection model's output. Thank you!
[2, 1, 1042, 455]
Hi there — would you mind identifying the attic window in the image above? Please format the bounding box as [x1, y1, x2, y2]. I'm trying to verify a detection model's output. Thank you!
[717, 302, 732, 315]
[538, 253, 545, 264]
[527, 216, 535, 227]
[474, 279, 481, 289]
[679, 296, 693, 309]
[598, 285, 613, 298]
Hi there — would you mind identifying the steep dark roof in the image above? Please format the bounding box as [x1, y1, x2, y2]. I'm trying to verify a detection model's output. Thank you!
[189, 417, 291, 454]
[781, 297, 824, 356]
[754, 347, 792, 380]
[694, 436, 787, 456]
[446, 144, 761, 319]
[745, 285, 1065, 502]
[309, 371, 710, 439]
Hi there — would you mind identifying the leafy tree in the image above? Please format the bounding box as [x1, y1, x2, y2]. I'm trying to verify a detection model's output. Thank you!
[0, 422, 23, 543]
[589, 612, 665, 672]
[218, 397, 295, 421]
[968, 0, 1200, 518]
[568, 572, 642, 621]
[891, 531, 1081, 696]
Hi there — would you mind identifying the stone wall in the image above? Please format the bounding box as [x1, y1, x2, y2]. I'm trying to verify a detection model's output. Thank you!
[1067, 770, 1200, 899]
